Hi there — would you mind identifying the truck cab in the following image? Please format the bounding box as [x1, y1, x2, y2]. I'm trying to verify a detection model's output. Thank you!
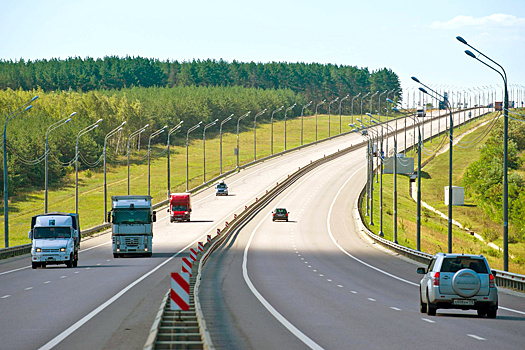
[28, 212, 80, 269]
[169, 193, 191, 222]
[108, 195, 156, 258]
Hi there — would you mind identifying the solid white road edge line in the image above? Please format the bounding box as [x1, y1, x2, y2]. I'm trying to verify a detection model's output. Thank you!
[38, 202, 251, 350]
[326, 164, 419, 287]
[243, 162, 336, 350]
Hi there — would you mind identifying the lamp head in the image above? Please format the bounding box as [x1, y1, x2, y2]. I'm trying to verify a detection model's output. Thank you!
[31, 95, 39, 102]
[411, 76, 421, 83]
[393, 107, 400, 112]
[65, 118, 72, 123]
[69, 112, 77, 118]
[456, 36, 467, 45]
[349, 123, 355, 127]
[386, 98, 394, 103]
[465, 50, 476, 59]
[25, 105, 33, 111]
[419, 87, 428, 94]
[121, 121, 127, 126]
[96, 118, 103, 124]
[366, 113, 372, 117]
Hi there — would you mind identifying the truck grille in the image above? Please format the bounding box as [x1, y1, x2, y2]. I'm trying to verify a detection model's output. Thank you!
[125, 237, 139, 246]
[42, 249, 59, 253]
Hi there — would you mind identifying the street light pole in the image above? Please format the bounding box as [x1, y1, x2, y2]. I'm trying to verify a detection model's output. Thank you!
[360, 92, 371, 122]
[128, 124, 149, 195]
[315, 100, 326, 141]
[457, 36, 510, 270]
[186, 122, 202, 191]
[351, 93, 361, 124]
[219, 115, 232, 174]
[414, 77, 454, 253]
[378, 90, 388, 123]
[236, 111, 251, 169]
[148, 125, 167, 196]
[253, 109, 267, 160]
[301, 101, 312, 145]
[369, 91, 379, 115]
[271, 107, 283, 155]
[45, 111, 75, 213]
[104, 121, 126, 222]
[328, 97, 338, 138]
[3, 96, 37, 247]
[284, 103, 296, 150]
[203, 119, 218, 183]
[338, 95, 349, 134]
[76, 119, 103, 214]
[166, 121, 183, 197]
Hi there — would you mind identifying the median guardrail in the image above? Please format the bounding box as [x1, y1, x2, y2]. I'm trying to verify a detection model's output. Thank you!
[146, 138, 368, 350]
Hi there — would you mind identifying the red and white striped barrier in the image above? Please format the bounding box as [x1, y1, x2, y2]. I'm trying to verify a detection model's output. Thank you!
[207, 235, 211, 244]
[182, 257, 192, 276]
[225, 221, 229, 227]
[234, 213, 237, 219]
[170, 272, 190, 311]
[217, 228, 221, 235]
[198, 241, 204, 252]
[190, 248, 198, 261]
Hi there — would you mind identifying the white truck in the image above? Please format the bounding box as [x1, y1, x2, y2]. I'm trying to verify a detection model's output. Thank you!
[108, 195, 156, 258]
[28, 212, 81, 269]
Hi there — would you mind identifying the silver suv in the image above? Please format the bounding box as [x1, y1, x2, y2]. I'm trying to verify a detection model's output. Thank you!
[417, 253, 498, 318]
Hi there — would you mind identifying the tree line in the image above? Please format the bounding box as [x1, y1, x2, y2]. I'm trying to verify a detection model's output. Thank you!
[463, 117, 525, 243]
[0, 57, 401, 103]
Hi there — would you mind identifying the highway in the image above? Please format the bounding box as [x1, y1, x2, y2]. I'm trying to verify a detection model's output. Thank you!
[199, 108, 525, 350]
[2, 108, 522, 349]
[0, 121, 366, 350]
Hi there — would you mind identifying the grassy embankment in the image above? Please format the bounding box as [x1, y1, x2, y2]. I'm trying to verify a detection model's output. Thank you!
[2, 112, 366, 248]
[361, 111, 525, 274]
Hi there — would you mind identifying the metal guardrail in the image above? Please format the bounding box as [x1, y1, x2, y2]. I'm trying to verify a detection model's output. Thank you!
[146, 139, 368, 349]
[0, 125, 359, 262]
[356, 173, 525, 293]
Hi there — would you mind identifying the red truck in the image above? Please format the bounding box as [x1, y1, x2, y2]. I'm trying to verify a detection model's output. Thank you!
[169, 193, 191, 222]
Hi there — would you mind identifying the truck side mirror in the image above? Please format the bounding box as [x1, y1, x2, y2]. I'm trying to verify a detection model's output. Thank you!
[28, 230, 32, 239]
[152, 211, 157, 222]
[107, 212, 112, 223]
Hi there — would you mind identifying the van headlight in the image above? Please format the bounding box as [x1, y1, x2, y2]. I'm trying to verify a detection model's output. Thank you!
[36, 248, 41, 252]
[60, 247, 66, 252]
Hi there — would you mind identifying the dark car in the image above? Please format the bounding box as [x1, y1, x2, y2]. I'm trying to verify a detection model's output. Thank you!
[272, 208, 289, 222]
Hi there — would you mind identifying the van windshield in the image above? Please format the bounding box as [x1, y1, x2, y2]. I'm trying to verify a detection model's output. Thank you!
[113, 209, 151, 224]
[34, 227, 71, 239]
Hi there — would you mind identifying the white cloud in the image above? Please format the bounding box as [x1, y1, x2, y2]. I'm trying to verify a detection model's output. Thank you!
[431, 14, 525, 29]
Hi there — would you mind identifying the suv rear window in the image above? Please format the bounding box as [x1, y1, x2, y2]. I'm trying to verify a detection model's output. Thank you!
[275, 209, 287, 214]
[441, 257, 488, 274]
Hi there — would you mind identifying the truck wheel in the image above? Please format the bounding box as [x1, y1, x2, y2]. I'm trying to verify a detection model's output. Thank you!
[65, 260, 72, 268]
[32, 262, 38, 269]
[42, 262, 47, 268]
[72, 257, 78, 268]
[113, 253, 119, 258]
[146, 252, 152, 257]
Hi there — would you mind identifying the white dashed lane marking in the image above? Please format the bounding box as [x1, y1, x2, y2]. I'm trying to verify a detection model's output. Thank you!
[422, 318, 435, 323]
[390, 307, 401, 311]
[44, 281, 51, 284]
[367, 298, 376, 302]
[25, 287, 33, 291]
[1, 295, 10, 299]
[467, 334, 485, 341]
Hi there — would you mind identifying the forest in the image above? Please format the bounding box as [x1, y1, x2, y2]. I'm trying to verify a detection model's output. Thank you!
[0, 57, 401, 197]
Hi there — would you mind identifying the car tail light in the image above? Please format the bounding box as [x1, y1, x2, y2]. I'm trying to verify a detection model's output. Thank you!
[273, 213, 275, 217]
[489, 273, 495, 288]
[432, 272, 440, 286]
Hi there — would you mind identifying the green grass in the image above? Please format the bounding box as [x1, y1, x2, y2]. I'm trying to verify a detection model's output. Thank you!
[1, 113, 365, 248]
[361, 112, 525, 274]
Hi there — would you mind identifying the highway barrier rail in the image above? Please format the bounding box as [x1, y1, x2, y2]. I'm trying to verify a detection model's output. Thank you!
[145, 140, 367, 349]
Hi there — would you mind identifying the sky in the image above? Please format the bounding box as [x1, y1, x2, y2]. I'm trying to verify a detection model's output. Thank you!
[1, 0, 524, 102]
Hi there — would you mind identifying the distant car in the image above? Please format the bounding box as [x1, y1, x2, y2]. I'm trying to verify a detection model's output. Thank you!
[272, 208, 289, 222]
[215, 181, 228, 196]
[417, 253, 498, 318]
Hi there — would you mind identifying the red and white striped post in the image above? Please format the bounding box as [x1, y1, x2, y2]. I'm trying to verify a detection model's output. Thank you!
[190, 248, 198, 262]
[217, 228, 221, 235]
[181, 257, 192, 276]
[170, 272, 190, 311]
[207, 235, 211, 244]
[198, 241, 204, 252]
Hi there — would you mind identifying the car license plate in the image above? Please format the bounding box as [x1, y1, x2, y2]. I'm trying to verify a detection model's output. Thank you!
[453, 299, 475, 306]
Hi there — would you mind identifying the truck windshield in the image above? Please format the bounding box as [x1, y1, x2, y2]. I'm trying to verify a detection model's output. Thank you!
[113, 209, 151, 224]
[172, 205, 188, 211]
[217, 183, 227, 189]
[34, 227, 71, 239]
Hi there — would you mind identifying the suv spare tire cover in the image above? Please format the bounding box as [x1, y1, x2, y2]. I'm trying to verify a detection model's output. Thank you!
[452, 269, 481, 298]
